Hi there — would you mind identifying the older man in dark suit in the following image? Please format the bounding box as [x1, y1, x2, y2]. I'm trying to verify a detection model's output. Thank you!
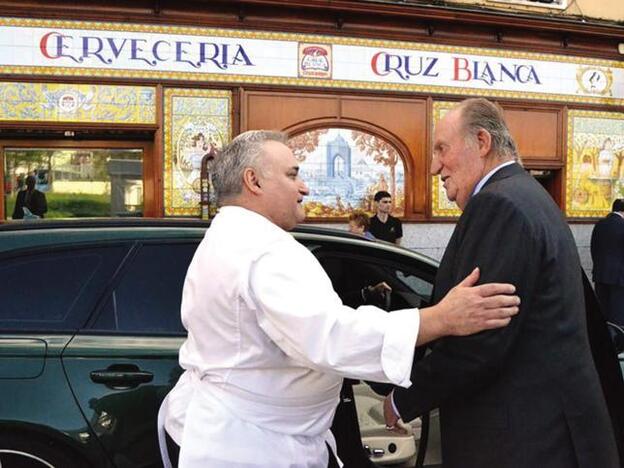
[384, 98, 620, 467]
[591, 198, 624, 327]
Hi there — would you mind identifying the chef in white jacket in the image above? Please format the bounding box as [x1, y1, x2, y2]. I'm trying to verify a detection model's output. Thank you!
[159, 130, 519, 468]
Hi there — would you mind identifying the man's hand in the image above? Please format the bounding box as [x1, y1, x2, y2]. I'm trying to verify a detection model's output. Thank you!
[367, 281, 392, 300]
[440, 267, 520, 336]
[361, 282, 392, 305]
[383, 392, 408, 435]
[416, 267, 519, 346]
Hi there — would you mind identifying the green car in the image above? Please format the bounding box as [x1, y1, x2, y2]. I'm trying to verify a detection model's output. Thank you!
[0, 219, 621, 468]
[0, 219, 438, 467]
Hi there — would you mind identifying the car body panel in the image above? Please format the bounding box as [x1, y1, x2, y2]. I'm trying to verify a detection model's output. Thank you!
[63, 335, 184, 468]
[0, 334, 109, 466]
[0, 227, 206, 253]
[0, 337, 46, 378]
[0, 220, 439, 467]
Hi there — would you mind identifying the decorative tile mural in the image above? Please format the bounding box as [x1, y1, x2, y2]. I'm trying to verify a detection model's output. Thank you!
[431, 101, 462, 218]
[163, 88, 231, 217]
[0, 82, 156, 124]
[288, 128, 405, 218]
[566, 110, 624, 218]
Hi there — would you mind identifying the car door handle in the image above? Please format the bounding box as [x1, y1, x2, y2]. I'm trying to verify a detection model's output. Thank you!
[90, 364, 153, 390]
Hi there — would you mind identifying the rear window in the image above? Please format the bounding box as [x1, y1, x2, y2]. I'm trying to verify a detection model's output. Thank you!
[90, 242, 197, 334]
[0, 246, 127, 331]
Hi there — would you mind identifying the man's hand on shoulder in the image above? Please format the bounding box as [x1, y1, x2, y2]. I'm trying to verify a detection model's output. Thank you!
[416, 267, 519, 346]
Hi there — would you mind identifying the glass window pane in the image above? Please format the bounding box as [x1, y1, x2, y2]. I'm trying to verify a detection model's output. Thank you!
[92, 243, 197, 334]
[4, 148, 143, 219]
[0, 247, 126, 331]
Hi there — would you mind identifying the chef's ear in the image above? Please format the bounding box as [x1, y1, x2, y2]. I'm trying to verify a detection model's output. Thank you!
[243, 167, 262, 194]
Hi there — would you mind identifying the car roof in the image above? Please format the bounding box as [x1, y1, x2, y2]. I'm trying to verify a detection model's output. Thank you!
[0, 218, 438, 267]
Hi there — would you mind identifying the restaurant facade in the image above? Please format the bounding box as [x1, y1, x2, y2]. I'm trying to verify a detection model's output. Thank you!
[0, 0, 622, 266]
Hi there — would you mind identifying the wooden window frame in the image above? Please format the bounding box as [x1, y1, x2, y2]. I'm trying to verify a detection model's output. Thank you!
[1, 139, 157, 220]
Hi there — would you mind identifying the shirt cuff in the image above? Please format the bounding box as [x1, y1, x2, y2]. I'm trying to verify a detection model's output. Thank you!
[380, 308, 420, 388]
[390, 391, 401, 419]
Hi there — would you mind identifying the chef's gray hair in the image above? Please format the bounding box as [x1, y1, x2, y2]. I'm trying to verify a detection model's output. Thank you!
[212, 130, 287, 204]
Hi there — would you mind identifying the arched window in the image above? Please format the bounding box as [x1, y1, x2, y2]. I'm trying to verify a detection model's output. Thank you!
[288, 128, 405, 218]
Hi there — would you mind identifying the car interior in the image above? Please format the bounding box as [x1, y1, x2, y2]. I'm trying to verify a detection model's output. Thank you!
[309, 242, 441, 467]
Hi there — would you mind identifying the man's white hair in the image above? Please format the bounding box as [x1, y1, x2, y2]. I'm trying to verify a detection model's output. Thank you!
[458, 98, 521, 163]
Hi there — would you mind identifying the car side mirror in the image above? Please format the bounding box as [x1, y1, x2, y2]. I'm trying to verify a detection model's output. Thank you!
[607, 322, 624, 354]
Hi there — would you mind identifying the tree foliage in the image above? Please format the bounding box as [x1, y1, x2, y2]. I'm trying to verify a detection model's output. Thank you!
[351, 130, 401, 203]
[288, 129, 328, 162]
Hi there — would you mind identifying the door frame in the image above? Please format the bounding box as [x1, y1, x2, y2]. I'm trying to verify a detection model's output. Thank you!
[1, 139, 158, 220]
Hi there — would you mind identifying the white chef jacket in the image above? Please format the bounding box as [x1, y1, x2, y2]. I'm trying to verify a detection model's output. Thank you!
[161, 206, 420, 467]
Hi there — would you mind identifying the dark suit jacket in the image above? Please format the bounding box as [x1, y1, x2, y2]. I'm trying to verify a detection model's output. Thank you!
[12, 189, 47, 219]
[591, 212, 624, 286]
[393, 163, 619, 468]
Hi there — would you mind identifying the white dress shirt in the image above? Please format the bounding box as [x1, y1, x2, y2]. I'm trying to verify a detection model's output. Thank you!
[472, 160, 516, 196]
[161, 206, 421, 467]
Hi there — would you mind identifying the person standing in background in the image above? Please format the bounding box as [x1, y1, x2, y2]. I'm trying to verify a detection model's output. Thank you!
[12, 175, 47, 219]
[591, 198, 624, 328]
[348, 211, 375, 240]
[369, 191, 402, 245]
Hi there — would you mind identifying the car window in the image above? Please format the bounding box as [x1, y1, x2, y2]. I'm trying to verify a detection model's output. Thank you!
[90, 242, 197, 334]
[304, 240, 435, 310]
[396, 270, 433, 303]
[0, 246, 128, 331]
[324, 256, 432, 309]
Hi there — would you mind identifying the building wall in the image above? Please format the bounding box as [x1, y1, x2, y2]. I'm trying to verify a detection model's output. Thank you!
[574, 0, 624, 21]
[0, 1, 619, 269]
[446, 0, 624, 22]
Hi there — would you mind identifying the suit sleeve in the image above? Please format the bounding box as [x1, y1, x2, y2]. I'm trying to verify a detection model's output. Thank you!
[393, 192, 540, 421]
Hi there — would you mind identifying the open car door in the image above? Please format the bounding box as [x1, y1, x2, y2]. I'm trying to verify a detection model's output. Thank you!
[308, 239, 440, 467]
